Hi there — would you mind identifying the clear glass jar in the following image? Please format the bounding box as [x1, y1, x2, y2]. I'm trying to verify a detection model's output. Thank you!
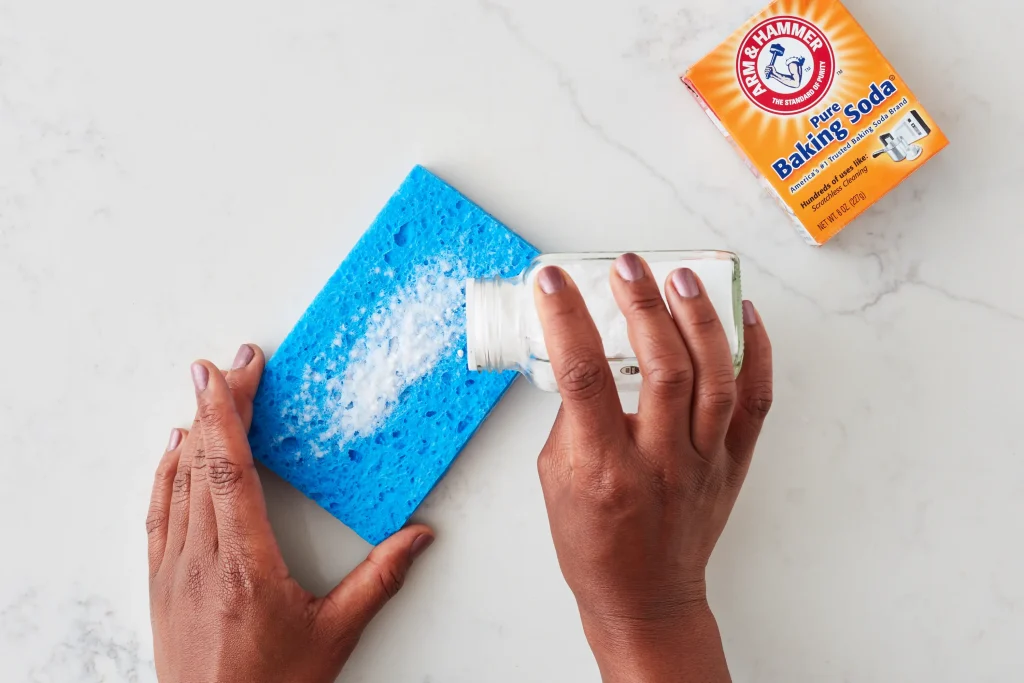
[465, 251, 743, 391]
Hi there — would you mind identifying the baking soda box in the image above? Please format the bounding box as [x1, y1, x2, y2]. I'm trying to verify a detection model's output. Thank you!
[683, 0, 947, 245]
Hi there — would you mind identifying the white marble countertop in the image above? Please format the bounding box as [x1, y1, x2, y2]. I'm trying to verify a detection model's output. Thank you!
[1, 0, 1019, 680]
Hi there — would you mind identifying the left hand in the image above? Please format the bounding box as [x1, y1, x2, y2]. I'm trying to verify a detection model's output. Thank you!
[146, 344, 434, 683]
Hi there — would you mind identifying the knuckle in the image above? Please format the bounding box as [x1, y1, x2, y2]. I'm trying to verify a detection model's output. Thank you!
[638, 464, 672, 502]
[189, 444, 207, 478]
[171, 464, 191, 503]
[199, 399, 231, 432]
[145, 509, 166, 536]
[701, 387, 737, 410]
[218, 554, 260, 612]
[370, 558, 405, 600]
[626, 292, 667, 316]
[686, 309, 723, 336]
[644, 360, 694, 395]
[206, 456, 246, 497]
[557, 349, 609, 401]
[742, 381, 774, 418]
[698, 380, 737, 418]
[578, 466, 633, 508]
[379, 566, 405, 600]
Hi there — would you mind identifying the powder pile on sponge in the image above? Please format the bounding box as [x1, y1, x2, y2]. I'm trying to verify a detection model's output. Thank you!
[249, 166, 538, 544]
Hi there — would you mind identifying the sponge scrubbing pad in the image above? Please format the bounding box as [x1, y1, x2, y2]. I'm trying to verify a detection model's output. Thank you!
[249, 166, 539, 544]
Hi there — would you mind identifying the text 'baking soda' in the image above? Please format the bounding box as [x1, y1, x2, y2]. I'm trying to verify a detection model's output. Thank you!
[683, 0, 947, 245]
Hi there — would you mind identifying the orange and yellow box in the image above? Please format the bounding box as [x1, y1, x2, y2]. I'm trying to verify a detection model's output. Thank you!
[683, 0, 947, 245]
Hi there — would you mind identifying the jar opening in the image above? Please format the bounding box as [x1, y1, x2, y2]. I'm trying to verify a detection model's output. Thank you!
[465, 277, 523, 372]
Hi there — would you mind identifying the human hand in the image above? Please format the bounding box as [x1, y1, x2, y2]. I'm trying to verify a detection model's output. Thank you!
[533, 254, 773, 683]
[146, 344, 434, 683]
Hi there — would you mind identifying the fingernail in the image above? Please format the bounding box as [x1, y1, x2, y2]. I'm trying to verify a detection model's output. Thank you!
[167, 428, 182, 451]
[743, 300, 757, 326]
[232, 343, 255, 370]
[410, 534, 434, 561]
[672, 268, 700, 298]
[614, 253, 645, 282]
[537, 266, 566, 294]
[191, 363, 209, 393]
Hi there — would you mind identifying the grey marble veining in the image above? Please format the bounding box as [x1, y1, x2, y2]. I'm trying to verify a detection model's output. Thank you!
[1, 589, 155, 681]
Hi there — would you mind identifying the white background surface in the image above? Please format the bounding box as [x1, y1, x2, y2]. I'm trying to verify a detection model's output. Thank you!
[0, 0, 1019, 681]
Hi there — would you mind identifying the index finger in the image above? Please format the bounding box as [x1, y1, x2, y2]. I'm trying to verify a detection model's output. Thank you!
[190, 360, 275, 553]
[533, 266, 624, 445]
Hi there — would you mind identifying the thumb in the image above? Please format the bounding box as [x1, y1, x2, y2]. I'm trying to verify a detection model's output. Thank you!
[318, 525, 435, 635]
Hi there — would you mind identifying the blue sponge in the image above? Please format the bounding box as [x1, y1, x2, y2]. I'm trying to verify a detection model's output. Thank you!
[249, 166, 539, 544]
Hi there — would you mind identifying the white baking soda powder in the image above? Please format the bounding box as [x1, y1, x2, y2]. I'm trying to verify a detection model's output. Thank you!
[281, 259, 466, 452]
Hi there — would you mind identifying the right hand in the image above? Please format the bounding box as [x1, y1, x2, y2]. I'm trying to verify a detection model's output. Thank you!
[532, 254, 773, 682]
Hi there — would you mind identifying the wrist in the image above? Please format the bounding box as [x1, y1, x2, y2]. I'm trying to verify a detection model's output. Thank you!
[580, 600, 730, 683]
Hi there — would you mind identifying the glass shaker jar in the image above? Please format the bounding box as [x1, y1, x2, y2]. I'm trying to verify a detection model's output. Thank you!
[465, 251, 743, 391]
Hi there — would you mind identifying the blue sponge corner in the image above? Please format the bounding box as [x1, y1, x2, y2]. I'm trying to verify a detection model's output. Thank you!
[249, 166, 539, 544]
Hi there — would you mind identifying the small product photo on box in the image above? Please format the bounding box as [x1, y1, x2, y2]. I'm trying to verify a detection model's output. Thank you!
[683, 0, 948, 245]
[869, 109, 933, 162]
